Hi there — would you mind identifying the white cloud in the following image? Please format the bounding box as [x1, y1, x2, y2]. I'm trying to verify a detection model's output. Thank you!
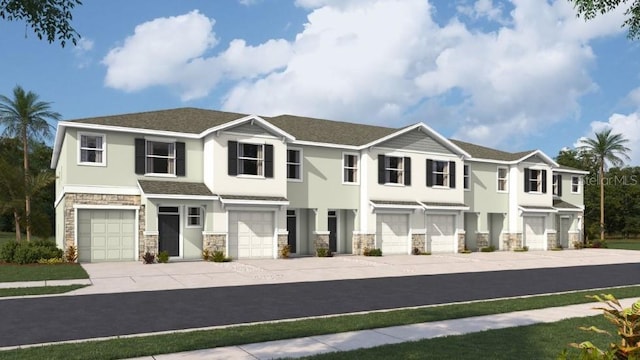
[238, 0, 261, 6]
[579, 113, 640, 166]
[73, 37, 95, 69]
[457, 0, 506, 23]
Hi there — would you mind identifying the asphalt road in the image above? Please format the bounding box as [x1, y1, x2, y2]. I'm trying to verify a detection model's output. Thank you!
[1, 262, 639, 347]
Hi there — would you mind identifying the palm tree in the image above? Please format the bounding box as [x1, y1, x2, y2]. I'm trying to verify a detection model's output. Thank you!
[578, 128, 631, 241]
[0, 85, 61, 242]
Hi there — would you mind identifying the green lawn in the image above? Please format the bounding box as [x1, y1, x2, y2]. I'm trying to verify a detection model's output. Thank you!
[0, 285, 87, 298]
[301, 315, 613, 360]
[0, 286, 638, 360]
[606, 238, 640, 250]
[0, 264, 88, 282]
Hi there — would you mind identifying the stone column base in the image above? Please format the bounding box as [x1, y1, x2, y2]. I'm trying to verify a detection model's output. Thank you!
[503, 233, 522, 250]
[277, 233, 289, 258]
[457, 230, 466, 253]
[314, 231, 330, 256]
[352, 232, 375, 255]
[547, 231, 558, 249]
[203, 233, 226, 255]
[476, 232, 489, 249]
[411, 233, 426, 253]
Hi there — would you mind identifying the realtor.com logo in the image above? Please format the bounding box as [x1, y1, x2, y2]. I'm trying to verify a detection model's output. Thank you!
[584, 175, 639, 186]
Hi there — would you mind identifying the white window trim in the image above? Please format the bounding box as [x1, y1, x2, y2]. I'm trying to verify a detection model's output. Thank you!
[145, 140, 176, 176]
[77, 132, 106, 166]
[528, 169, 543, 194]
[186, 206, 203, 228]
[571, 176, 581, 194]
[384, 155, 405, 185]
[497, 166, 508, 193]
[286, 147, 303, 182]
[432, 160, 450, 188]
[342, 152, 360, 185]
[237, 142, 265, 178]
[552, 174, 559, 196]
[463, 165, 470, 191]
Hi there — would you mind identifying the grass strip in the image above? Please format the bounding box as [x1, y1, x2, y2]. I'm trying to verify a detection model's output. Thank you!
[0, 285, 87, 298]
[1, 285, 638, 360]
[0, 264, 89, 282]
[302, 315, 614, 360]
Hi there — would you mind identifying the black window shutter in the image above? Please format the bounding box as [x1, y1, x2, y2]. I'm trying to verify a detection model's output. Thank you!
[449, 161, 456, 188]
[524, 168, 530, 192]
[557, 175, 562, 196]
[378, 155, 386, 184]
[176, 142, 185, 176]
[426, 159, 433, 187]
[135, 138, 145, 175]
[228, 141, 238, 176]
[264, 144, 274, 178]
[404, 157, 411, 186]
[542, 170, 547, 193]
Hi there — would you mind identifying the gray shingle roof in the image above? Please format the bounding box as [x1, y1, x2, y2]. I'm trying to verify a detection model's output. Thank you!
[450, 139, 534, 162]
[370, 200, 422, 207]
[138, 180, 214, 196]
[218, 195, 288, 202]
[421, 202, 468, 208]
[553, 199, 581, 209]
[71, 107, 250, 134]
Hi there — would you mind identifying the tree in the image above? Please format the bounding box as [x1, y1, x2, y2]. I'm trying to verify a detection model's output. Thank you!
[578, 128, 631, 241]
[0, 0, 82, 47]
[0, 85, 61, 242]
[569, 0, 640, 40]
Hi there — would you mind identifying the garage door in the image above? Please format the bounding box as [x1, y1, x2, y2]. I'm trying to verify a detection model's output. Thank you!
[77, 209, 136, 262]
[427, 215, 455, 253]
[376, 214, 409, 254]
[524, 217, 545, 250]
[228, 211, 274, 259]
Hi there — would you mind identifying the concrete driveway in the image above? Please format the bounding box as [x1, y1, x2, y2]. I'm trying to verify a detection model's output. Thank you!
[72, 249, 640, 295]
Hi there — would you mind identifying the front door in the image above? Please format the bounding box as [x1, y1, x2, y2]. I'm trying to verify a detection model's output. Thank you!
[328, 210, 337, 252]
[287, 210, 297, 253]
[158, 207, 180, 257]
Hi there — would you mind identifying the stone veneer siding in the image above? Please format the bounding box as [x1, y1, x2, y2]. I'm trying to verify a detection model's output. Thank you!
[277, 233, 288, 258]
[547, 231, 558, 249]
[314, 232, 330, 256]
[352, 233, 375, 255]
[568, 231, 580, 249]
[411, 233, 426, 253]
[203, 234, 226, 254]
[63, 193, 143, 258]
[457, 231, 465, 252]
[476, 232, 489, 250]
[503, 233, 523, 250]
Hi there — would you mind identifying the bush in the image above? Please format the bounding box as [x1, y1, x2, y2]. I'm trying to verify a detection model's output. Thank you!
[5, 240, 63, 264]
[211, 250, 231, 262]
[280, 244, 290, 259]
[480, 245, 496, 252]
[0, 241, 19, 263]
[142, 251, 155, 264]
[588, 240, 608, 249]
[412, 247, 421, 255]
[157, 251, 170, 263]
[65, 245, 78, 263]
[573, 240, 585, 249]
[363, 247, 382, 256]
[202, 248, 211, 261]
[316, 247, 332, 257]
[37, 257, 64, 264]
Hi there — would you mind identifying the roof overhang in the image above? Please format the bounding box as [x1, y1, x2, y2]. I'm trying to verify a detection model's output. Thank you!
[369, 200, 423, 210]
[553, 168, 589, 175]
[200, 115, 295, 142]
[219, 195, 289, 207]
[517, 150, 559, 167]
[518, 206, 558, 213]
[419, 201, 470, 211]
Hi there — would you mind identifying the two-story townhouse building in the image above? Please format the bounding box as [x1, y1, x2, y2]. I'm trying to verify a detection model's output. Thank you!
[452, 140, 587, 251]
[51, 107, 585, 262]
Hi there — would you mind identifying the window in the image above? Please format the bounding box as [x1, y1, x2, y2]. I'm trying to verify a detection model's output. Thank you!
[187, 207, 202, 227]
[79, 133, 105, 165]
[287, 149, 302, 180]
[463, 165, 470, 190]
[552, 174, 563, 196]
[135, 139, 185, 176]
[524, 168, 547, 193]
[426, 159, 455, 188]
[146, 141, 175, 174]
[571, 176, 580, 193]
[497, 167, 508, 192]
[377, 155, 411, 185]
[227, 141, 274, 178]
[343, 153, 358, 184]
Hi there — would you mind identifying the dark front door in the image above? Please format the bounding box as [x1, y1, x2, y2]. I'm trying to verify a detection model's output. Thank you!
[287, 210, 297, 253]
[158, 213, 180, 257]
[328, 211, 337, 252]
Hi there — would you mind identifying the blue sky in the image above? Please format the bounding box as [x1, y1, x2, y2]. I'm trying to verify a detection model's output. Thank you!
[1, 0, 640, 164]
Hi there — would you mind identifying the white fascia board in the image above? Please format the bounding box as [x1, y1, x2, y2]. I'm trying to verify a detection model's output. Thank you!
[360, 123, 471, 158]
[553, 168, 590, 175]
[518, 206, 558, 213]
[220, 198, 290, 206]
[516, 150, 559, 167]
[369, 201, 422, 210]
[56, 121, 201, 139]
[554, 207, 583, 212]
[51, 122, 67, 169]
[199, 115, 295, 142]
[417, 201, 470, 211]
[464, 158, 516, 165]
[143, 194, 219, 201]
[292, 140, 360, 150]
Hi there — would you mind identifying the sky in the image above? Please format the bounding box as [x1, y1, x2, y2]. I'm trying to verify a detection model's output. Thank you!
[1, 0, 640, 164]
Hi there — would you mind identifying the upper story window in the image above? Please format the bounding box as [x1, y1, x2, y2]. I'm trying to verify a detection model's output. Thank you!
[426, 159, 455, 188]
[463, 165, 470, 190]
[378, 155, 411, 186]
[78, 133, 106, 166]
[571, 176, 580, 193]
[228, 141, 274, 178]
[552, 174, 562, 196]
[287, 149, 302, 181]
[524, 168, 547, 193]
[343, 153, 359, 184]
[134, 138, 185, 176]
[187, 207, 202, 227]
[497, 167, 508, 192]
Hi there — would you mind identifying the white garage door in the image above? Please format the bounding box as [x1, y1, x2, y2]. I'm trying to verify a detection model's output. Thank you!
[524, 217, 545, 250]
[376, 214, 409, 254]
[427, 215, 455, 253]
[77, 209, 136, 262]
[228, 211, 274, 259]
